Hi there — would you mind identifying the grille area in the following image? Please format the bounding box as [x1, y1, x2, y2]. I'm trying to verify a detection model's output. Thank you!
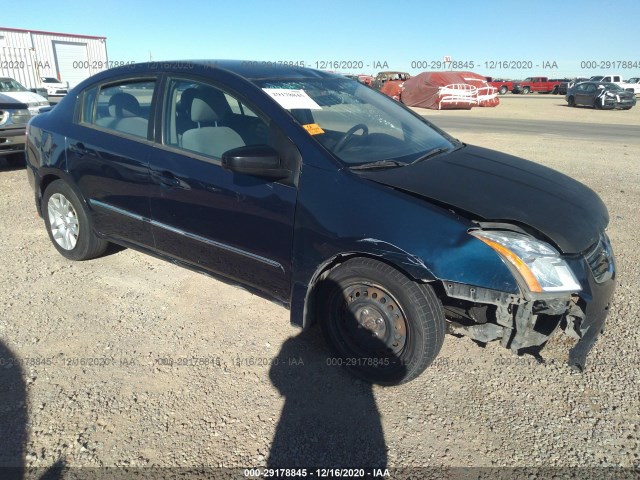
[584, 234, 615, 283]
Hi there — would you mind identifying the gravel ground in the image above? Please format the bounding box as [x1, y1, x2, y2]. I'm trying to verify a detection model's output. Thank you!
[0, 96, 638, 478]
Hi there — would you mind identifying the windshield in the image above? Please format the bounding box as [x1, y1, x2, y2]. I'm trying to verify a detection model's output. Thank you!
[42, 77, 60, 83]
[590, 76, 604, 82]
[601, 83, 623, 91]
[628, 77, 639, 83]
[255, 77, 455, 166]
[0, 78, 28, 93]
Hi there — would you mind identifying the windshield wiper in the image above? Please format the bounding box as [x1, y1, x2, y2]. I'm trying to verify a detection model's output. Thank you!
[350, 159, 405, 170]
[410, 147, 450, 165]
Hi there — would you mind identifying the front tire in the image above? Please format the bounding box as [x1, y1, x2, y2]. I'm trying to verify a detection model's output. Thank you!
[568, 96, 576, 107]
[42, 180, 108, 260]
[317, 258, 445, 385]
[499, 86, 508, 95]
[522, 86, 531, 94]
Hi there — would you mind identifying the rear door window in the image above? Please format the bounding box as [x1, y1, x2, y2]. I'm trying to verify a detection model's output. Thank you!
[82, 79, 156, 139]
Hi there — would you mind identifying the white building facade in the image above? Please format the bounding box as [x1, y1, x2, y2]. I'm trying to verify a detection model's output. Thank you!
[0, 27, 108, 89]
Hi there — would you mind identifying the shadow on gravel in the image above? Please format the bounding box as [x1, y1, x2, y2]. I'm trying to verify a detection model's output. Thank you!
[268, 278, 404, 469]
[0, 340, 27, 478]
[0, 340, 66, 480]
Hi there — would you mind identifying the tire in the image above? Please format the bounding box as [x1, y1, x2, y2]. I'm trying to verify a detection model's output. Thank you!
[568, 96, 576, 107]
[317, 257, 445, 385]
[522, 87, 531, 94]
[499, 86, 508, 95]
[42, 180, 109, 261]
[552, 86, 559, 94]
[594, 98, 601, 110]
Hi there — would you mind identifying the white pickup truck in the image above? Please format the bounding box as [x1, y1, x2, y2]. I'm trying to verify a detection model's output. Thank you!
[589, 74, 640, 94]
[624, 77, 640, 95]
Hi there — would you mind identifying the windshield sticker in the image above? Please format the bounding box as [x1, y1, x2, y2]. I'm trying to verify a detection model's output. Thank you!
[302, 123, 325, 135]
[262, 88, 322, 110]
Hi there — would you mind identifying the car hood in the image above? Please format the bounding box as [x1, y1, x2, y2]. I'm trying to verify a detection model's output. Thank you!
[0, 92, 28, 108]
[0, 90, 48, 106]
[358, 144, 608, 254]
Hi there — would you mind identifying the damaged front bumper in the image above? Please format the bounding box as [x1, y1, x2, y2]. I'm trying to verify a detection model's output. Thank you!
[442, 234, 615, 371]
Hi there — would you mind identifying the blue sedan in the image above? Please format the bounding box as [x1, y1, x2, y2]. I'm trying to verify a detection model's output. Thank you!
[25, 61, 615, 384]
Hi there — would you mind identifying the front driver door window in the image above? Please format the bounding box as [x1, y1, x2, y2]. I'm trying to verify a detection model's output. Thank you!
[147, 77, 299, 300]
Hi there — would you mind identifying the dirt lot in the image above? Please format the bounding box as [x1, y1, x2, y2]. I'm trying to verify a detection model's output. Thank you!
[0, 95, 638, 477]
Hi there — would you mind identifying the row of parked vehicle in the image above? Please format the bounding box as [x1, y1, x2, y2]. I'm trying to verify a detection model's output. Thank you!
[361, 72, 638, 110]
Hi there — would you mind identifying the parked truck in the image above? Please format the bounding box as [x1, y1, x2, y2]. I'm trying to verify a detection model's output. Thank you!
[485, 77, 519, 95]
[590, 74, 639, 94]
[512, 77, 564, 94]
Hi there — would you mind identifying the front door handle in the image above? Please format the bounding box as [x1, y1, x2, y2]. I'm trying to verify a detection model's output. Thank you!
[68, 142, 89, 155]
[151, 170, 181, 188]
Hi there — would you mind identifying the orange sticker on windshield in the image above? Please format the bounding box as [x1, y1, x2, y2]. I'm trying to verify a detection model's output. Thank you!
[302, 123, 325, 135]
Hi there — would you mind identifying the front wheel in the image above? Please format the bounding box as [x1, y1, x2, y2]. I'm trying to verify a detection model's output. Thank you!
[42, 180, 109, 260]
[317, 258, 445, 385]
[522, 87, 531, 94]
[568, 96, 576, 107]
[499, 86, 508, 95]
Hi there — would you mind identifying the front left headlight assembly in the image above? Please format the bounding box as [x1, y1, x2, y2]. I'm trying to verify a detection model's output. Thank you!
[471, 230, 582, 294]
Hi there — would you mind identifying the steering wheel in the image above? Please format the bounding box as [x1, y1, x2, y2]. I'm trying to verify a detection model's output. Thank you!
[334, 124, 369, 152]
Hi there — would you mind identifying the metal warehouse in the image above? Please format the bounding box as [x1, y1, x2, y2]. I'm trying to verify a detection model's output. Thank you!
[0, 27, 108, 90]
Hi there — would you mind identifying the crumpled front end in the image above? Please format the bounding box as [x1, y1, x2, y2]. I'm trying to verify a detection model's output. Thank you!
[440, 233, 615, 371]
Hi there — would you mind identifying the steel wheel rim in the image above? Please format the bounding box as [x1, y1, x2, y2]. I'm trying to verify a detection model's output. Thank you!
[336, 283, 408, 359]
[48, 193, 79, 250]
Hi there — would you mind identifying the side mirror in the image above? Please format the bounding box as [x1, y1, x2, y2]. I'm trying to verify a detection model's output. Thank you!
[222, 145, 290, 180]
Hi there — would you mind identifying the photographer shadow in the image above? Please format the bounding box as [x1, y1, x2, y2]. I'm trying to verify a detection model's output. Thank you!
[0, 340, 65, 480]
[268, 277, 406, 469]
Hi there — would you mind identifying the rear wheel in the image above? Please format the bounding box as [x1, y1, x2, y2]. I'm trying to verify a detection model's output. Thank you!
[594, 98, 602, 109]
[317, 257, 445, 385]
[42, 180, 109, 260]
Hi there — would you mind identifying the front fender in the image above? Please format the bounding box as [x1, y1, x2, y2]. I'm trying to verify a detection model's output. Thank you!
[289, 164, 519, 327]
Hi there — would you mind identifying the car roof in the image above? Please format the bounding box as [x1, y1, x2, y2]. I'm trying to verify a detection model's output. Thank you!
[106, 60, 339, 82]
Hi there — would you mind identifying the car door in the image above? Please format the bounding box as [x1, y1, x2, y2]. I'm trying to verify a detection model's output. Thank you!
[147, 77, 298, 301]
[574, 83, 591, 105]
[66, 78, 158, 247]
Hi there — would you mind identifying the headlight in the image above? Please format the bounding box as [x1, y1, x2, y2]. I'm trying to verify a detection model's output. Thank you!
[471, 230, 581, 293]
[0, 108, 31, 126]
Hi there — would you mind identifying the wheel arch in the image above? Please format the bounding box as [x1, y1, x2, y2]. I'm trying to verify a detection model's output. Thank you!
[295, 252, 437, 329]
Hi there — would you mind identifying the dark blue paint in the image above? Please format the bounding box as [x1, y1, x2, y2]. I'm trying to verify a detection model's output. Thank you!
[24, 60, 612, 330]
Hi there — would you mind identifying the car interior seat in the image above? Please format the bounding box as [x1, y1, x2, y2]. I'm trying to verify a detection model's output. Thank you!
[182, 90, 245, 158]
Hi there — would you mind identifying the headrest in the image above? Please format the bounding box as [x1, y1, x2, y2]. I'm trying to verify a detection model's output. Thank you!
[108, 93, 140, 118]
[190, 97, 220, 123]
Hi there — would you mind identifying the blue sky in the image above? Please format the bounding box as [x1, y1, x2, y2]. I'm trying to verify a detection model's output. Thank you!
[3, 0, 639, 78]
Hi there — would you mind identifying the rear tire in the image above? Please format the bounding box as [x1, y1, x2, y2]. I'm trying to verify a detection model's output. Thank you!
[317, 257, 445, 385]
[42, 180, 109, 261]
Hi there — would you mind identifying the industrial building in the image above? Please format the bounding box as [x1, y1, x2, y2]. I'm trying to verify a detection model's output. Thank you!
[0, 27, 108, 90]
